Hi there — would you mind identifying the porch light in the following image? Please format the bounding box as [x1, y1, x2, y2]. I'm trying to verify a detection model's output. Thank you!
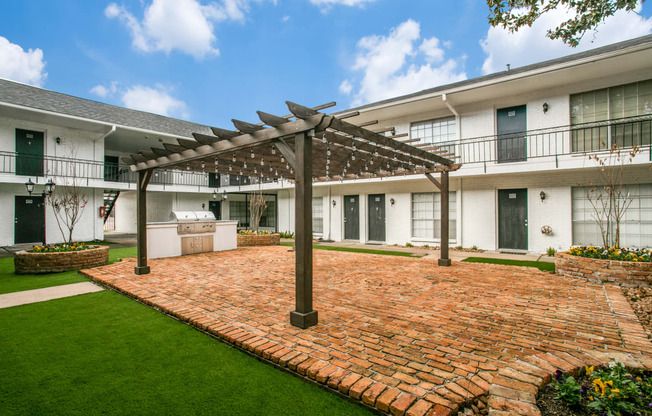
[543, 102, 549, 113]
[390, 198, 395, 206]
[540, 191, 546, 201]
[44, 179, 55, 196]
[25, 178, 35, 195]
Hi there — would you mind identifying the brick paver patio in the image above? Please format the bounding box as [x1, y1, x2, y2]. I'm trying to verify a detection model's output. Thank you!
[82, 247, 651, 416]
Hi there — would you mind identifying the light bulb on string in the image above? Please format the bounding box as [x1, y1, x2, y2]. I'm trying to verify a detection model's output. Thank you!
[250, 149, 254, 158]
[261, 158, 264, 166]
[232, 153, 236, 162]
[271, 145, 276, 155]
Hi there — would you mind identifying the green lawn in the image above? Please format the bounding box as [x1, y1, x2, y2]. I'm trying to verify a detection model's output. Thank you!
[0, 291, 373, 416]
[280, 242, 421, 257]
[0, 247, 137, 295]
[461, 256, 556, 272]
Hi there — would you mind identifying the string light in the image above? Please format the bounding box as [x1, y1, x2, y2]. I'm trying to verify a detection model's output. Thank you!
[271, 145, 276, 155]
[281, 155, 285, 163]
[201, 161, 205, 169]
[229, 164, 233, 171]
[261, 158, 265, 166]
[186, 164, 190, 171]
[215, 158, 218, 165]
[243, 159, 247, 169]
[232, 153, 236, 162]
[250, 149, 255, 158]
[322, 133, 327, 143]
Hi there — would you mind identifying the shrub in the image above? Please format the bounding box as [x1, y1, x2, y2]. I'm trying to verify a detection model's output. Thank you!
[471, 245, 478, 251]
[238, 230, 271, 236]
[405, 243, 414, 247]
[547, 247, 557, 256]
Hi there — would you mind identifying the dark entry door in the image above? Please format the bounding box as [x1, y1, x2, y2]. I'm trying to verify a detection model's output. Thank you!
[208, 201, 221, 220]
[498, 189, 528, 250]
[497, 105, 527, 163]
[344, 195, 359, 240]
[368, 194, 386, 242]
[15, 195, 45, 244]
[16, 129, 44, 176]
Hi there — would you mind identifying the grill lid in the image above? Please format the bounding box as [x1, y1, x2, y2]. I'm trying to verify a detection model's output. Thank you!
[169, 211, 216, 222]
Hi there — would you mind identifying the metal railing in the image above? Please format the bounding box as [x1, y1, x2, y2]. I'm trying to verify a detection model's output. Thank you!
[0, 151, 279, 188]
[430, 114, 652, 165]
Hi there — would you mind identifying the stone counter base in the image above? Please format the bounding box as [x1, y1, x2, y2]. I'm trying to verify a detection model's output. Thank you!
[237, 233, 280, 247]
[14, 246, 110, 274]
[555, 252, 652, 287]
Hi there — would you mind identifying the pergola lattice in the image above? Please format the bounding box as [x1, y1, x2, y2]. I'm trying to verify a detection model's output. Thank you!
[123, 101, 461, 328]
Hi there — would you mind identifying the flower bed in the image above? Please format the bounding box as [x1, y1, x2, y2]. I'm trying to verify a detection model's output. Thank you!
[538, 362, 652, 416]
[237, 233, 280, 247]
[555, 251, 652, 287]
[14, 245, 109, 274]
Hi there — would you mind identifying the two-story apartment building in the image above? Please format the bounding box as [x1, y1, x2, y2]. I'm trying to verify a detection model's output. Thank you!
[0, 35, 650, 252]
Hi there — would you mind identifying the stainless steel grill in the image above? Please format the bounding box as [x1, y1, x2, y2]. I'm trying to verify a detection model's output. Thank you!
[169, 211, 216, 222]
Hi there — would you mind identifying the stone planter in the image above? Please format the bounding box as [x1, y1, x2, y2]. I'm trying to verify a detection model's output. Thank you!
[237, 233, 280, 247]
[555, 251, 652, 287]
[14, 245, 110, 275]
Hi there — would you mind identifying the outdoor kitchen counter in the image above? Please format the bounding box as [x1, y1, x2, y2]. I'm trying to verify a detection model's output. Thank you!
[147, 220, 238, 259]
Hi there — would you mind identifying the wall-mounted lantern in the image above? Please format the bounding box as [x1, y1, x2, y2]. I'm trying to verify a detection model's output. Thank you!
[390, 198, 395, 206]
[542, 103, 549, 113]
[332, 200, 336, 207]
[212, 189, 228, 201]
[25, 178, 55, 197]
[539, 191, 546, 201]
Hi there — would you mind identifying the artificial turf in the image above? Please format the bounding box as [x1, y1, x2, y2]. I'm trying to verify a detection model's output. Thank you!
[0, 290, 373, 416]
[461, 256, 556, 272]
[0, 247, 137, 295]
[280, 241, 421, 257]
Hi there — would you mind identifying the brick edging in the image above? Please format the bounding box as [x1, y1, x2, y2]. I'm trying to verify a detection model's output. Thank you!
[486, 350, 652, 416]
[555, 252, 652, 287]
[237, 233, 281, 247]
[14, 245, 110, 274]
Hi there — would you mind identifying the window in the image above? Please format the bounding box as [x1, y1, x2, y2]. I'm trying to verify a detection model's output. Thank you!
[229, 201, 248, 228]
[570, 79, 652, 151]
[572, 184, 652, 248]
[312, 197, 324, 234]
[259, 199, 276, 229]
[411, 192, 456, 241]
[411, 116, 456, 144]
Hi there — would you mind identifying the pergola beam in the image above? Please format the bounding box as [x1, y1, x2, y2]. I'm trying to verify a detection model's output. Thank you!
[135, 169, 153, 275]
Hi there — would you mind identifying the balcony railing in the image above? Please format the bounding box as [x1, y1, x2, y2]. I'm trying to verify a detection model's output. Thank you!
[0, 152, 221, 188]
[430, 114, 652, 165]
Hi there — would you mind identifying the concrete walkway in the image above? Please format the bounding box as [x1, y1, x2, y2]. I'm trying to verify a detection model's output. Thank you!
[0, 282, 104, 309]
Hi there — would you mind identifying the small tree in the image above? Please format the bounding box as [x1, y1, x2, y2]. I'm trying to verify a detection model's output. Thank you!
[47, 144, 89, 244]
[249, 189, 268, 232]
[584, 143, 640, 247]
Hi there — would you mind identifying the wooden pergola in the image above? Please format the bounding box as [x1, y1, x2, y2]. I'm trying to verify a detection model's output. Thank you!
[122, 101, 460, 329]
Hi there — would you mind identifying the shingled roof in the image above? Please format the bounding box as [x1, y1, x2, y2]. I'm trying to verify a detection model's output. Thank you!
[0, 78, 213, 138]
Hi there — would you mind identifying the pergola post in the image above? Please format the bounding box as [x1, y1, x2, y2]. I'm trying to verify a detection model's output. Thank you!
[290, 132, 318, 329]
[135, 169, 153, 275]
[438, 170, 451, 267]
[425, 170, 451, 267]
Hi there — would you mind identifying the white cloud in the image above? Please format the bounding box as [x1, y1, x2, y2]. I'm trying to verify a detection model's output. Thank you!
[309, 0, 376, 6]
[121, 85, 189, 118]
[90, 81, 119, 98]
[105, 0, 260, 59]
[341, 20, 466, 106]
[339, 79, 353, 95]
[0, 36, 47, 87]
[481, 3, 652, 74]
[281, 15, 290, 22]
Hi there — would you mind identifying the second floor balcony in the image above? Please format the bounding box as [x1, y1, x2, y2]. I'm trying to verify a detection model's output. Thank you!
[428, 114, 652, 166]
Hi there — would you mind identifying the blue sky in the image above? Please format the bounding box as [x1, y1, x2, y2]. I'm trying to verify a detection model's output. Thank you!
[1, 0, 651, 128]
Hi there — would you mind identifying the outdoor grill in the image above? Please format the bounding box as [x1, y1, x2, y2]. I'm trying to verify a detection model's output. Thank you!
[146, 211, 237, 259]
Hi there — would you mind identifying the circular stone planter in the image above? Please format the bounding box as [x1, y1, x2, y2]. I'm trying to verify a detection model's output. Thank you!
[555, 251, 652, 287]
[14, 246, 110, 275]
[237, 233, 280, 247]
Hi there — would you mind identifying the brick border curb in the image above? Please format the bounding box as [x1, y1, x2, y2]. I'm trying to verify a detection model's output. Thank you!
[555, 252, 652, 287]
[237, 233, 281, 247]
[15, 245, 110, 274]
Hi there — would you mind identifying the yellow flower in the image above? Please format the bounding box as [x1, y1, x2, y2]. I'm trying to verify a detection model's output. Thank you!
[585, 365, 594, 375]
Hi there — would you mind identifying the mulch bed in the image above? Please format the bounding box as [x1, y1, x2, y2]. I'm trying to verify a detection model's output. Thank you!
[538, 383, 593, 416]
[624, 286, 652, 340]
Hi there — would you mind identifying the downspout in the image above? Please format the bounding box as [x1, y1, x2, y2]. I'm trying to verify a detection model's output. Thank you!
[442, 94, 462, 247]
[94, 125, 117, 241]
[326, 186, 332, 241]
